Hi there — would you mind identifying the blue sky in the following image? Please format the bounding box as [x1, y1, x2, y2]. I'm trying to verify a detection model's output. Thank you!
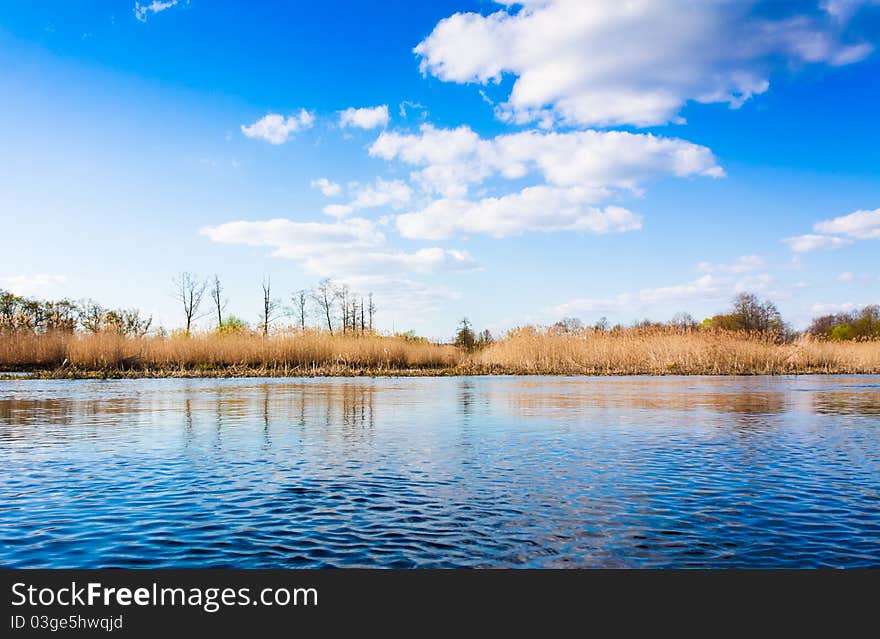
[1, 0, 879, 338]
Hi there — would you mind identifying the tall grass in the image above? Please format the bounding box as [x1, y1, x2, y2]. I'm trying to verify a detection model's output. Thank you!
[469, 327, 880, 375]
[0, 330, 459, 376]
[1, 327, 879, 376]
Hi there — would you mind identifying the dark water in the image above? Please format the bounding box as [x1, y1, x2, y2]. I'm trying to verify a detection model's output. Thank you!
[1, 376, 878, 568]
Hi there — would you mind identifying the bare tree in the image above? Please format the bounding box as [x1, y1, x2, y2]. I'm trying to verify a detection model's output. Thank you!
[209, 274, 227, 329]
[671, 311, 697, 331]
[173, 272, 207, 335]
[338, 283, 351, 334]
[367, 293, 375, 331]
[313, 278, 336, 334]
[292, 289, 308, 330]
[260, 276, 283, 336]
[360, 297, 365, 334]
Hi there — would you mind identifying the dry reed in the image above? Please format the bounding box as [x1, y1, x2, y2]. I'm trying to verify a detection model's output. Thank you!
[1, 328, 879, 377]
[469, 327, 880, 375]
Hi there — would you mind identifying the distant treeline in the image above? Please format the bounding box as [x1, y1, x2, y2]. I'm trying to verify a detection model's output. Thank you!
[807, 306, 880, 340]
[0, 273, 377, 338]
[1, 282, 878, 344]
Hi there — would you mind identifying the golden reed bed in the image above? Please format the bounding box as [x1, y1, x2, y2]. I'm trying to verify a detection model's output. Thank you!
[1, 328, 879, 377]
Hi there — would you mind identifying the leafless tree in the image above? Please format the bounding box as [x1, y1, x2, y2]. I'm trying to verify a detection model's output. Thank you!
[671, 311, 697, 331]
[173, 272, 207, 335]
[360, 297, 365, 334]
[209, 274, 227, 329]
[338, 283, 351, 334]
[313, 278, 336, 334]
[260, 276, 283, 336]
[367, 293, 376, 331]
[292, 289, 308, 330]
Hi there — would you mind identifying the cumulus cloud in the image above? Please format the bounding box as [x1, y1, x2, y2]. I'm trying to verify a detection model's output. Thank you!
[241, 110, 315, 144]
[350, 178, 412, 209]
[0, 274, 67, 296]
[304, 247, 476, 278]
[397, 186, 641, 239]
[370, 124, 722, 198]
[200, 218, 474, 280]
[317, 179, 413, 217]
[200, 218, 384, 260]
[811, 302, 857, 313]
[201, 217, 473, 320]
[783, 207, 880, 252]
[343, 275, 463, 319]
[339, 105, 390, 130]
[415, 0, 876, 127]
[697, 255, 764, 274]
[783, 234, 853, 253]
[310, 178, 341, 197]
[322, 204, 355, 218]
[814, 207, 880, 239]
[134, 0, 178, 23]
[549, 269, 773, 316]
[550, 274, 728, 316]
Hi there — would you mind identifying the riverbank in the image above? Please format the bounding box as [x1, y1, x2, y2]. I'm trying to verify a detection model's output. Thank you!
[2, 328, 879, 377]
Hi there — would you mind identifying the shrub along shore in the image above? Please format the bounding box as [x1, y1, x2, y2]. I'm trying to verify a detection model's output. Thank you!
[2, 328, 879, 378]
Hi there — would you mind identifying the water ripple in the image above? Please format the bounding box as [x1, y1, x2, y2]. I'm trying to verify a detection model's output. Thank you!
[1, 376, 879, 568]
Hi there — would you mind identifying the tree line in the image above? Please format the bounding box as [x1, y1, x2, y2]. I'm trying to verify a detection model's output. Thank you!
[2, 284, 877, 344]
[807, 305, 880, 340]
[0, 291, 152, 336]
[547, 293, 878, 342]
[0, 273, 377, 337]
[172, 273, 377, 336]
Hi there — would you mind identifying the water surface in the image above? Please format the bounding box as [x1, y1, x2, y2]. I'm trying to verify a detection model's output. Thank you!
[1, 376, 878, 568]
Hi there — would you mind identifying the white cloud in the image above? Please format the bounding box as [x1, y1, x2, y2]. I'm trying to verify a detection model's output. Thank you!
[811, 302, 857, 313]
[339, 105, 390, 130]
[310, 178, 341, 197]
[350, 178, 412, 209]
[134, 0, 178, 23]
[733, 273, 774, 293]
[783, 234, 853, 253]
[318, 179, 413, 218]
[342, 275, 462, 320]
[370, 124, 722, 198]
[813, 207, 880, 239]
[697, 255, 764, 274]
[415, 0, 875, 128]
[200, 218, 472, 322]
[549, 269, 773, 317]
[822, 0, 880, 21]
[550, 274, 728, 316]
[0, 274, 67, 296]
[398, 101, 428, 119]
[837, 271, 855, 282]
[200, 218, 474, 280]
[241, 110, 315, 144]
[396, 186, 642, 239]
[200, 218, 384, 260]
[304, 248, 476, 278]
[322, 204, 355, 218]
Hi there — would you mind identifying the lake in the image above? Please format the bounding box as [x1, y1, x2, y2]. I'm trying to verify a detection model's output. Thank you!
[1, 376, 878, 568]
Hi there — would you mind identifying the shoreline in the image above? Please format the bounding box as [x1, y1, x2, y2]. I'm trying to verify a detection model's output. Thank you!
[3, 330, 879, 379]
[3, 365, 879, 380]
